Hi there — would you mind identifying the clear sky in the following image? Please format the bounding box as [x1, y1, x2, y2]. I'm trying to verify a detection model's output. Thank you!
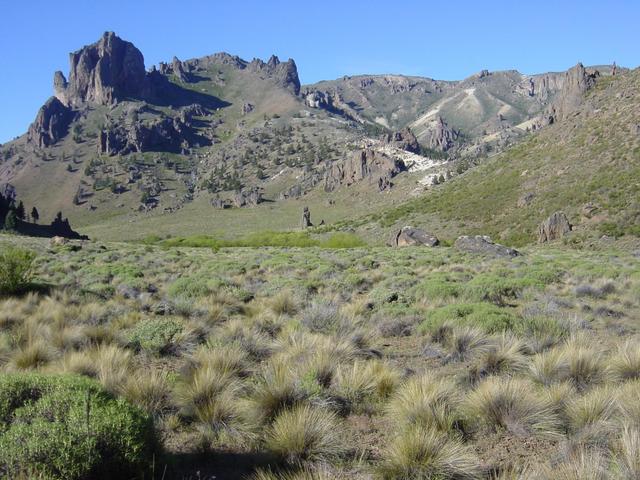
[1, 0, 638, 143]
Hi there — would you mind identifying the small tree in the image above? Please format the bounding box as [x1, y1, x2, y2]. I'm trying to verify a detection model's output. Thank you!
[4, 210, 17, 231]
[15, 201, 25, 220]
[31, 207, 40, 224]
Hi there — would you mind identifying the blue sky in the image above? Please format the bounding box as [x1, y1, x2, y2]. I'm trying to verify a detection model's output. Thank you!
[1, 0, 638, 143]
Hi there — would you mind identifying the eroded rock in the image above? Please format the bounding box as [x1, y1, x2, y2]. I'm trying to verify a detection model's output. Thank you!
[538, 211, 572, 243]
[454, 235, 520, 258]
[389, 227, 439, 247]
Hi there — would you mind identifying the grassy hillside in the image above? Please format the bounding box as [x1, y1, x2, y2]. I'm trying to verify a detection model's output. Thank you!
[362, 69, 640, 246]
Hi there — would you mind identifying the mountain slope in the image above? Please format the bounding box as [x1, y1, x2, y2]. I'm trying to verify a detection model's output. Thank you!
[361, 68, 640, 246]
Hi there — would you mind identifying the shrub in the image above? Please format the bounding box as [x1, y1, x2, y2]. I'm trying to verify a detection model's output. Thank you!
[0, 244, 36, 295]
[127, 318, 183, 354]
[0, 373, 154, 480]
[265, 404, 343, 465]
[300, 301, 342, 334]
[419, 302, 521, 334]
[379, 424, 482, 480]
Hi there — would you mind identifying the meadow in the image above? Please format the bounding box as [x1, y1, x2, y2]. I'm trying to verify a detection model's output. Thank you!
[1, 233, 640, 479]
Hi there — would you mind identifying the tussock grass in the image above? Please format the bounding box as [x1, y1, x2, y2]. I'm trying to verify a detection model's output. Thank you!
[379, 424, 482, 480]
[462, 377, 560, 437]
[387, 373, 461, 433]
[265, 404, 344, 465]
[609, 340, 640, 382]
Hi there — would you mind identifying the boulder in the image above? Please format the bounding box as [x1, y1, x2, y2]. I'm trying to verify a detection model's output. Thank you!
[454, 235, 520, 258]
[538, 211, 572, 243]
[389, 227, 439, 247]
[50, 236, 68, 247]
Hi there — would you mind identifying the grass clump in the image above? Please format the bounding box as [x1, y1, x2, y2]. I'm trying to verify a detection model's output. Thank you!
[386, 373, 461, 433]
[0, 373, 154, 480]
[462, 377, 560, 437]
[379, 424, 482, 480]
[265, 404, 344, 465]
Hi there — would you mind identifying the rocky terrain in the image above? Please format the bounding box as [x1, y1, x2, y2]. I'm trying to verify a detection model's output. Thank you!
[0, 32, 624, 241]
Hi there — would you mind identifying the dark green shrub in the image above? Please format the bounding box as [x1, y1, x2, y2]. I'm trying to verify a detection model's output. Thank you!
[0, 373, 154, 480]
[0, 244, 36, 294]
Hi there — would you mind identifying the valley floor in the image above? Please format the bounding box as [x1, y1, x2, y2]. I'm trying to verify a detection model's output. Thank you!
[1, 234, 640, 479]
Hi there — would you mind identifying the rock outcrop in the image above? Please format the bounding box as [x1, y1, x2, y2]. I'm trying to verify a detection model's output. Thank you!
[233, 187, 263, 208]
[55, 31, 147, 107]
[171, 56, 190, 82]
[454, 235, 520, 258]
[382, 128, 420, 153]
[248, 55, 300, 95]
[544, 63, 598, 124]
[537, 211, 572, 243]
[27, 97, 74, 148]
[301, 206, 313, 228]
[324, 149, 406, 192]
[426, 116, 458, 152]
[389, 227, 439, 247]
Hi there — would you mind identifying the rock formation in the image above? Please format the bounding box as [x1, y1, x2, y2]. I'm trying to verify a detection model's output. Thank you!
[233, 187, 263, 208]
[538, 211, 572, 243]
[324, 149, 406, 192]
[27, 97, 74, 148]
[426, 116, 458, 152]
[389, 227, 439, 247]
[301, 206, 313, 228]
[248, 55, 300, 95]
[171, 56, 190, 82]
[382, 128, 420, 153]
[454, 235, 520, 258]
[544, 63, 598, 124]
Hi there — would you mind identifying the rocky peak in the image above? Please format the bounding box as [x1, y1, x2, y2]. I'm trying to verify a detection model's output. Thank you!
[427, 116, 458, 152]
[27, 97, 74, 148]
[545, 63, 599, 124]
[56, 31, 147, 107]
[248, 55, 300, 95]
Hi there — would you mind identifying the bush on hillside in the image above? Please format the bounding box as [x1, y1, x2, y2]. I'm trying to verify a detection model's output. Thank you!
[0, 373, 155, 480]
[0, 244, 36, 295]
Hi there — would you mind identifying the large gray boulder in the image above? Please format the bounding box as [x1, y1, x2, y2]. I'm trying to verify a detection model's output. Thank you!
[454, 235, 520, 258]
[538, 211, 572, 243]
[324, 149, 406, 192]
[389, 227, 439, 247]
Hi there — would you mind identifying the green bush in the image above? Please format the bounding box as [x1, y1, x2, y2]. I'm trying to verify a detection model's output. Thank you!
[128, 318, 183, 354]
[0, 244, 36, 294]
[0, 373, 154, 479]
[419, 302, 521, 334]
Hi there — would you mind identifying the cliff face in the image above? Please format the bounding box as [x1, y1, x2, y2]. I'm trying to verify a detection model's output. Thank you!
[55, 31, 147, 107]
[27, 97, 74, 148]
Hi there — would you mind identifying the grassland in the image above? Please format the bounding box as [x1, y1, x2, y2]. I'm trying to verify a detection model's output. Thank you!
[1, 233, 640, 478]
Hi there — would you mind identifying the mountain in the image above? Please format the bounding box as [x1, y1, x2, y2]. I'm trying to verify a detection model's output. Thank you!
[0, 32, 627, 242]
[349, 67, 640, 246]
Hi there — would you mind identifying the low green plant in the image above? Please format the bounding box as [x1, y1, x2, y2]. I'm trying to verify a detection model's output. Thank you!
[0, 373, 154, 480]
[127, 318, 183, 354]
